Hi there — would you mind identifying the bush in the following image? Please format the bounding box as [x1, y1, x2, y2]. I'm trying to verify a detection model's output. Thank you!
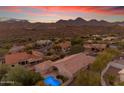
[36, 81, 45, 86]
[91, 48, 121, 73]
[71, 37, 83, 45]
[107, 74, 116, 85]
[75, 70, 101, 86]
[25, 43, 34, 52]
[116, 41, 124, 49]
[0, 64, 10, 80]
[115, 82, 124, 86]
[56, 75, 68, 82]
[1, 65, 43, 86]
[68, 44, 84, 55]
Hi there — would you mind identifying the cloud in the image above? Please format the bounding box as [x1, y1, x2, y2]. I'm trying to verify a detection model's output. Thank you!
[30, 6, 124, 15]
[0, 6, 124, 17]
[0, 6, 22, 13]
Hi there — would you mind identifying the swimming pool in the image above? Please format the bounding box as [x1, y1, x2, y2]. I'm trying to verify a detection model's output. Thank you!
[44, 76, 61, 86]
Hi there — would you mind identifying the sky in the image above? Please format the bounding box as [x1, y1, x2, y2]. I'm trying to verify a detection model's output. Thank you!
[0, 6, 124, 23]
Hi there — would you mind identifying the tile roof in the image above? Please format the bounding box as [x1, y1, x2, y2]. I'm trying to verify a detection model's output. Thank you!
[52, 53, 95, 75]
[34, 60, 53, 71]
[5, 51, 43, 65]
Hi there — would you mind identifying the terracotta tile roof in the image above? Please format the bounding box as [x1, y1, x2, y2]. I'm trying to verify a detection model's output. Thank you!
[5, 51, 43, 65]
[52, 53, 95, 75]
[34, 60, 53, 71]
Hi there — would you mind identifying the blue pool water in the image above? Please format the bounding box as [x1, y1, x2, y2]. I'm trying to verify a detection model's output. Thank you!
[44, 76, 61, 86]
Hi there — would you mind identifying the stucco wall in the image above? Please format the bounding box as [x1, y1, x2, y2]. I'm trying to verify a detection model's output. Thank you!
[119, 74, 124, 82]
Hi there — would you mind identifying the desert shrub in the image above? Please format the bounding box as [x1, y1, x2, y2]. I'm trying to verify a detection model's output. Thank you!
[91, 48, 121, 73]
[75, 70, 101, 86]
[56, 75, 68, 82]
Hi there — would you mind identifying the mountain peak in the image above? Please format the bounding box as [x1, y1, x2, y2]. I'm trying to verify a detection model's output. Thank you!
[89, 19, 98, 22]
[75, 17, 86, 21]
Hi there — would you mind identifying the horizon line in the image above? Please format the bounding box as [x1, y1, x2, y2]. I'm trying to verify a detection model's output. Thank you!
[0, 17, 124, 23]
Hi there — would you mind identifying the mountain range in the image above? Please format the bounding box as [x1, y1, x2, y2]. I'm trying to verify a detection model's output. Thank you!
[1, 17, 124, 26]
[56, 17, 124, 26]
[0, 17, 124, 41]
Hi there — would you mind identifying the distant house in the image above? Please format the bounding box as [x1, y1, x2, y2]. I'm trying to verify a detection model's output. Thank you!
[83, 43, 107, 52]
[36, 40, 53, 53]
[58, 41, 71, 52]
[86, 40, 93, 43]
[4, 50, 43, 67]
[108, 44, 118, 49]
[92, 34, 101, 37]
[102, 36, 117, 41]
[36, 40, 52, 46]
[8, 45, 25, 53]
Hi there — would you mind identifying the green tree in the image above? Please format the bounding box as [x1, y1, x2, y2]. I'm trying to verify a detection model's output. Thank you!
[107, 74, 116, 85]
[0, 64, 10, 80]
[25, 44, 34, 53]
[71, 37, 83, 45]
[2, 65, 43, 86]
[91, 48, 121, 73]
[68, 44, 84, 55]
[116, 41, 124, 49]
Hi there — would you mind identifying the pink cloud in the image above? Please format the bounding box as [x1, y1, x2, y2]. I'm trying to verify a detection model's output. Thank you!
[31, 6, 124, 15]
[0, 6, 22, 13]
[0, 6, 124, 16]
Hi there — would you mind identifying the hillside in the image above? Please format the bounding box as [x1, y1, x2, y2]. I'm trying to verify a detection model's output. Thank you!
[0, 17, 124, 42]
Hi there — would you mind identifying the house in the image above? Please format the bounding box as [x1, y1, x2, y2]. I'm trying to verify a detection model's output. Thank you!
[36, 40, 52, 46]
[34, 53, 95, 78]
[8, 45, 25, 53]
[86, 40, 93, 43]
[102, 36, 117, 41]
[34, 60, 53, 74]
[92, 34, 101, 37]
[36, 40, 53, 53]
[102, 55, 124, 84]
[118, 69, 124, 82]
[112, 56, 124, 82]
[108, 44, 118, 49]
[52, 53, 95, 78]
[58, 41, 71, 52]
[4, 50, 43, 67]
[83, 43, 107, 52]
